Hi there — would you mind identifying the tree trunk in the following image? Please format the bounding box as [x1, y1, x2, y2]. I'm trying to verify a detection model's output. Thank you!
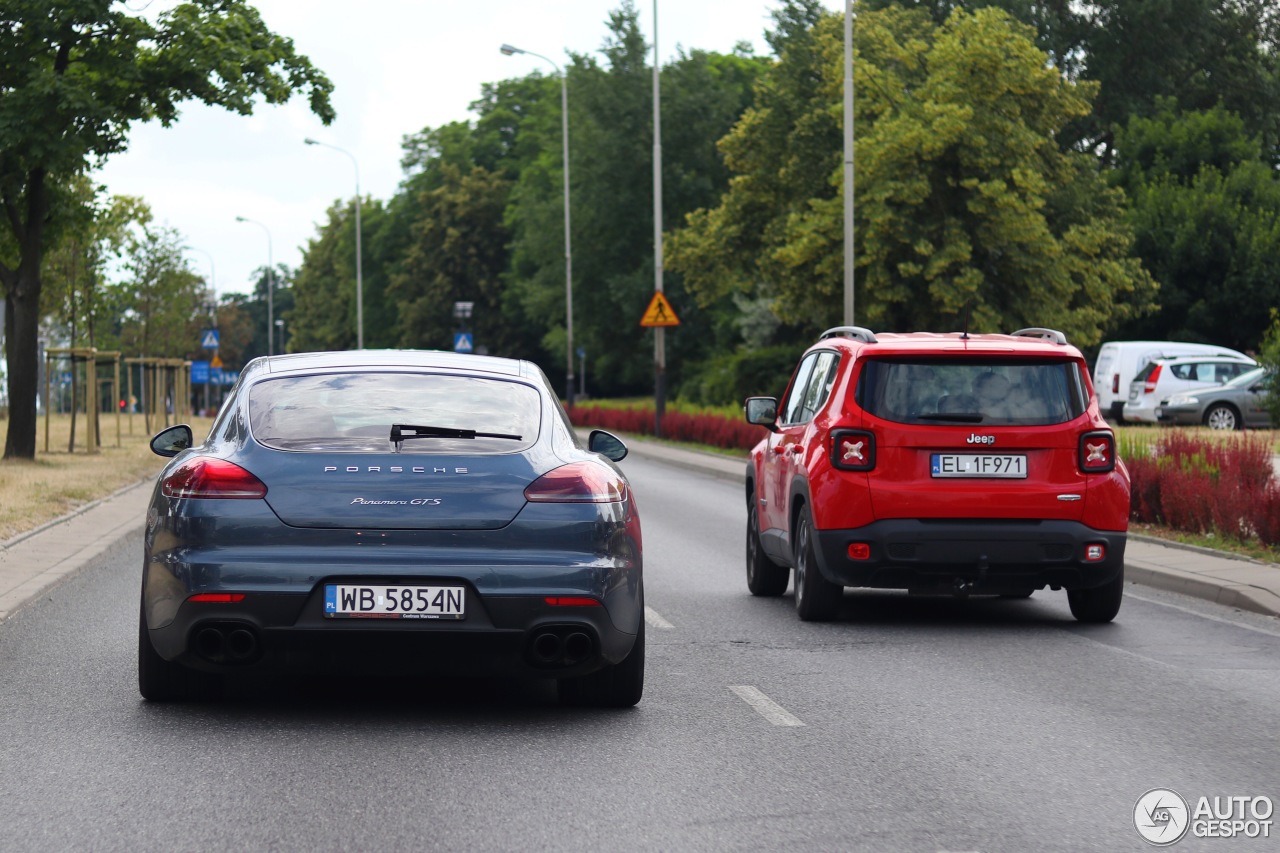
[3, 168, 49, 460]
[3, 281, 41, 459]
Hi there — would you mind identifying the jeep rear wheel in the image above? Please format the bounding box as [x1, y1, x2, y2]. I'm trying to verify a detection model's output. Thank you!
[1067, 568, 1124, 623]
[794, 507, 842, 621]
[747, 494, 789, 596]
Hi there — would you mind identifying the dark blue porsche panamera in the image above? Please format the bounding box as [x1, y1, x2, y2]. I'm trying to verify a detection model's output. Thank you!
[139, 350, 643, 706]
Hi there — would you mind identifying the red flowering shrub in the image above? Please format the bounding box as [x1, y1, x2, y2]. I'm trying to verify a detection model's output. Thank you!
[1126, 430, 1275, 542]
[567, 404, 761, 452]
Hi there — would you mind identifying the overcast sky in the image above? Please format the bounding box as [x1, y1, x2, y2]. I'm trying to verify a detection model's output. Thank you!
[95, 0, 844, 302]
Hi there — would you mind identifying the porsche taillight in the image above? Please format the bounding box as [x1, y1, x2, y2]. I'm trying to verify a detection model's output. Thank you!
[161, 457, 268, 499]
[1079, 431, 1117, 473]
[524, 461, 629, 503]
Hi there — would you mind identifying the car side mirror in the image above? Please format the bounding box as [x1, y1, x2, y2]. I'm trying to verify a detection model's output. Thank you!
[745, 397, 779, 432]
[150, 424, 193, 458]
[588, 429, 628, 462]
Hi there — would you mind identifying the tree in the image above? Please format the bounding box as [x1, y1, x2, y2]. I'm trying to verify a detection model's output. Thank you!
[506, 1, 765, 397]
[41, 185, 148, 352]
[862, 1, 1280, 160]
[0, 1, 333, 459]
[290, 198, 388, 352]
[1108, 103, 1280, 349]
[669, 5, 1157, 345]
[112, 224, 209, 359]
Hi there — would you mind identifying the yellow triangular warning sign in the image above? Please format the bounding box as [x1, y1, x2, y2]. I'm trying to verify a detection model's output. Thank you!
[639, 291, 680, 327]
[210, 354, 223, 368]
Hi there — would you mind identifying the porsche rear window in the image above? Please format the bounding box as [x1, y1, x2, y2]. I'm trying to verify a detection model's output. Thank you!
[248, 372, 541, 452]
[857, 359, 1087, 426]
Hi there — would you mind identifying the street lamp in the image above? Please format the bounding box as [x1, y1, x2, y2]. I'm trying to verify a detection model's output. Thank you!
[235, 216, 274, 356]
[304, 138, 364, 349]
[275, 318, 286, 354]
[501, 42, 575, 406]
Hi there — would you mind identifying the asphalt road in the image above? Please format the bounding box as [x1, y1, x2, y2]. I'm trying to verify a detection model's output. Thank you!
[2, 455, 1279, 852]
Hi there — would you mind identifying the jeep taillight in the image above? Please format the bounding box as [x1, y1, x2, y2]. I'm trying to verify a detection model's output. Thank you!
[1143, 364, 1163, 394]
[831, 429, 875, 472]
[1079, 431, 1116, 473]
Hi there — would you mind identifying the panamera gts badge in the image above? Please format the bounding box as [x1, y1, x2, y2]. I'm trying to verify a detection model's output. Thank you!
[324, 466, 469, 474]
[350, 497, 443, 506]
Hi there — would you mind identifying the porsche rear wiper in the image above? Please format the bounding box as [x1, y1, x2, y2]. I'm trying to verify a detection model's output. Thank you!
[390, 423, 523, 451]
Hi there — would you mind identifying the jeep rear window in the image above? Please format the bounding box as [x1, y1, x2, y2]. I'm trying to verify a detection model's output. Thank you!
[856, 359, 1087, 426]
[248, 372, 541, 452]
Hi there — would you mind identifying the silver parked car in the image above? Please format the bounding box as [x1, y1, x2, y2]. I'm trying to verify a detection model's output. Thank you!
[1156, 366, 1272, 430]
[1123, 354, 1256, 424]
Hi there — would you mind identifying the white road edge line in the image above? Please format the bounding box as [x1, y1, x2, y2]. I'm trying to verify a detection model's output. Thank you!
[644, 606, 674, 629]
[1123, 588, 1280, 639]
[729, 685, 805, 727]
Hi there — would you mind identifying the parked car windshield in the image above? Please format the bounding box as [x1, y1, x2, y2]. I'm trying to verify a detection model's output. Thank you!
[1224, 366, 1267, 388]
[248, 372, 542, 452]
[857, 358, 1087, 426]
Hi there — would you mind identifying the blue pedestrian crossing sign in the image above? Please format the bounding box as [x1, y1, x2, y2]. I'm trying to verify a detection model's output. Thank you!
[453, 332, 473, 353]
[200, 329, 220, 349]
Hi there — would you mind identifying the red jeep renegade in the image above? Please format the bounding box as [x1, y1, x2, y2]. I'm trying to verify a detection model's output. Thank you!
[744, 327, 1129, 623]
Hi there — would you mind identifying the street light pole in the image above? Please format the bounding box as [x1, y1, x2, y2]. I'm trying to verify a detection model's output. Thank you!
[235, 216, 274, 356]
[501, 42, 574, 407]
[304, 138, 363, 349]
[275, 319, 286, 354]
[652, 0, 665, 437]
[844, 0, 855, 326]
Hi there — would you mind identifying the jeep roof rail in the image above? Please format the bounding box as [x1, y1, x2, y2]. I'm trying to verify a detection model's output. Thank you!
[1009, 327, 1067, 345]
[819, 326, 878, 344]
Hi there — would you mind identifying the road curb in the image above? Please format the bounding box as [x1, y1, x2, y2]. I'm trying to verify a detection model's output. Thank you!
[0, 477, 154, 552]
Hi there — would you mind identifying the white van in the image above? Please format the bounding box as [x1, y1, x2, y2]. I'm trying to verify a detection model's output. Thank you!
[1092, 341, 1254, 422]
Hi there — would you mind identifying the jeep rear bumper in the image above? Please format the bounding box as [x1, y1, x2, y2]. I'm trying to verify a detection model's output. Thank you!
[813, 519, 1126, 594]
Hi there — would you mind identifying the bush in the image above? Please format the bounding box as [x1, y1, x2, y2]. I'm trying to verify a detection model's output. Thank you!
[677, 345, 798, 407]
[1125, 430, 1275, 542]
[568, 404, 763, 452]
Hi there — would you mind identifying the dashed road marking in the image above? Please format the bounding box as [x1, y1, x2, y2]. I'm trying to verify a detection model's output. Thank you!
[645, 606, 674, 629]
[729, 685, 805, 727]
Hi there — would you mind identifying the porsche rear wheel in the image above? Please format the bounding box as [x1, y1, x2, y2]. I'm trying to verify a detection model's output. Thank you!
[559, 613, 645, 708]
[138, 600, 221, 702]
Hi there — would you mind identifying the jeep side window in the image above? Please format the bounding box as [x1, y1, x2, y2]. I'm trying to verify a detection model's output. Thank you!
[796, 352, 839, 422]
[780, 354, 820, 425]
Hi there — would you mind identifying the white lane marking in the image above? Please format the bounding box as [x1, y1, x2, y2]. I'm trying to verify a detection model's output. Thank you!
[644, 606, 674, 629]
[729, 685, 805, 727]
[1124, 588, 1280, 639]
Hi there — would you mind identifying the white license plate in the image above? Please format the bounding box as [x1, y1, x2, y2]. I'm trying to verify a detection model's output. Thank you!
[931, 453, 1027, 478]
[324, 584, 465, 620]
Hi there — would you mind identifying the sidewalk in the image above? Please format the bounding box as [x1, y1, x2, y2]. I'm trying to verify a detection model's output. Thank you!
[2, 441, 1278, 622]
